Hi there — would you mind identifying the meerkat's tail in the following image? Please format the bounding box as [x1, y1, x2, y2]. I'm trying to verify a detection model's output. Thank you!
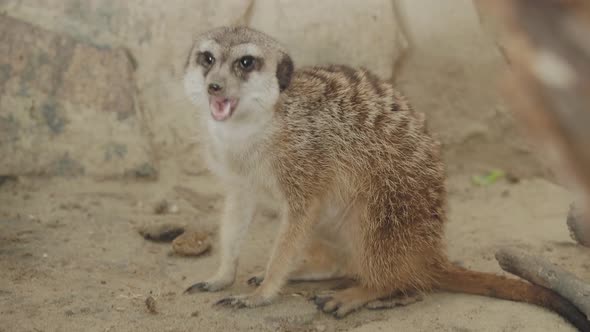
[436, 265, 590, 332]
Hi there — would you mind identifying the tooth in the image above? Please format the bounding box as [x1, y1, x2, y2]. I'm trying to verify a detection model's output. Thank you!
[223, 101, 231, 115]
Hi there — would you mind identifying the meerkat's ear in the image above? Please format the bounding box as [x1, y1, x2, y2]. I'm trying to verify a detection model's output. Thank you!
[276, 53, 294, 92]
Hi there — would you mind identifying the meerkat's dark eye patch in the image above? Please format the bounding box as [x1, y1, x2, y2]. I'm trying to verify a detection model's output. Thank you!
[238, 55, 256, 72]
[197, 51, 215, 67]
[233, 56, 264, 80]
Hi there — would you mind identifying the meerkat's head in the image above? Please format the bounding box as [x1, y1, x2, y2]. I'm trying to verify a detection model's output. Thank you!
[184, 27, 294, 123]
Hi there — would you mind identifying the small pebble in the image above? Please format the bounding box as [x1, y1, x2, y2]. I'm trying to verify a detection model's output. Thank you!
[153, 200, 178, 214]
[145, 296, 157, 314]
[506, 172, 520, 184]
[138, 223, 185, 242]
[153, 200, 169, 214]
[172, 231, 211, 257]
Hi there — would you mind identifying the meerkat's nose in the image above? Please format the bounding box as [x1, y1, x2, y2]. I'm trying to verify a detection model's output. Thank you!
[208, 83, 224, 95]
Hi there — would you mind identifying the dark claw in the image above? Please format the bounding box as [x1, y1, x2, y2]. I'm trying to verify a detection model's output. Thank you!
[323, 303, 339, 313]
[184, 282, 208, 294]
[312, 296, 333, 310]
[313, 295, 332, 306]
[215, 297, 250, 309]
[315, 296, 339, 313]
[333, 312, 345, 320]
[247, 276, 263, 287]
[215, 297, 235, 306]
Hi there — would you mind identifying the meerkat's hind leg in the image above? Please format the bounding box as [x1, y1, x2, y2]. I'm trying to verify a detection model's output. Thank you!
[365, 291, 424, 310]
[247, 233, 349, 287]
[247, 258, 347, 287]
[312, 286, 393, 318]
[290, 239, 349, 282]
[312, 286, 418, 318]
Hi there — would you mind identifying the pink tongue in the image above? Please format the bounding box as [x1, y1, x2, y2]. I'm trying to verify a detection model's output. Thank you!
[210, 99, 232, 121]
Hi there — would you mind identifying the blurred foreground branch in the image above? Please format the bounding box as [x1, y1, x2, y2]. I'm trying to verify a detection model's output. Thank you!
[485, 0, 590, 246]
[482, 0, 590, 319]
[488, 0, 590, 195]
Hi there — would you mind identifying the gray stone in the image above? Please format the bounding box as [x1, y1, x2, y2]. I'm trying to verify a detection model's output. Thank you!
[0, 0, 254, 165]
[0, 14, 153, 177]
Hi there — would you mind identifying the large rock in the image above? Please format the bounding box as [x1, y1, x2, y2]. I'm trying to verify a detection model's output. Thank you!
[0, 0, 406, 174]
[248, 0, 407, 80]
[0, 15, 154, 177]
[0, 0, 253, 173]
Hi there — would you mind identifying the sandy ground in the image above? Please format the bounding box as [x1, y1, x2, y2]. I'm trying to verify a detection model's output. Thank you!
[1, 3, 584, 331]
[1, 165, 590, 332]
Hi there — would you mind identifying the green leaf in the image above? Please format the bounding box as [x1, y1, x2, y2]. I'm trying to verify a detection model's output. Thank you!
[472, 169, 505, 186]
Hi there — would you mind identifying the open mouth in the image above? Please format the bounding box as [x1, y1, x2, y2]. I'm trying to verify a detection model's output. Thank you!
[209, 96, 239, 121]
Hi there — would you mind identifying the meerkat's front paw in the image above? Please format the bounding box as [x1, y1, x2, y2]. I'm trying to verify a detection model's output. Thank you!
[184, 278, 233, 293]
[215, 291, 272, 308]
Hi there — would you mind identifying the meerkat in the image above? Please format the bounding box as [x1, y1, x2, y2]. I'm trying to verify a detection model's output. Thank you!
[182, 26, 589, 330]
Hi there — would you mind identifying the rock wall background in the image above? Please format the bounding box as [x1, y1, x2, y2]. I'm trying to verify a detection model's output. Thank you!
[0, 14, 153, 178]
[0, 0, 547, 179]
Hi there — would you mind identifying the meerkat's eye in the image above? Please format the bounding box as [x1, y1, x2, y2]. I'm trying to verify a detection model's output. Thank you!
[239, 56, 256, 71]
[198, 51, 215, 67]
